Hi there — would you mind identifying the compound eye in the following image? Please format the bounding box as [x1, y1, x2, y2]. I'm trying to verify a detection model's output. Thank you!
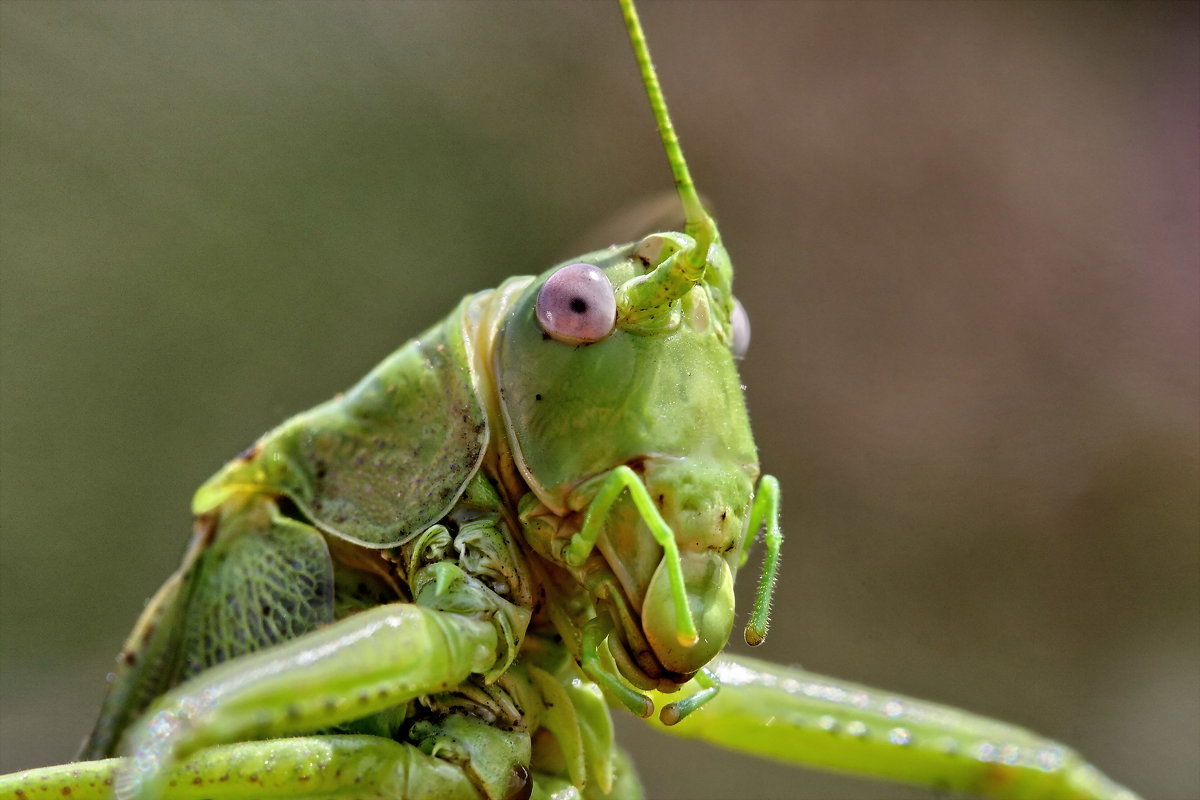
[535, 263, 616, 345]
[730, 297, 751, 358]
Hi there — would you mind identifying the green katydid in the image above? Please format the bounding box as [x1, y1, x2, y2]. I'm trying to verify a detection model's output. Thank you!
[0, 2, 1147, 799]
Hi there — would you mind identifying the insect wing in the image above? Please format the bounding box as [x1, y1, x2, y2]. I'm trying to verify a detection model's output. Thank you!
[80, 499, 335, 758]
[172, 502, 335, 679]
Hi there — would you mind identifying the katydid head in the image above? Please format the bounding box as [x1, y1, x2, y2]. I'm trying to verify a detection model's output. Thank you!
[496, 234, 757, 682]
[501, 0, 778, 708]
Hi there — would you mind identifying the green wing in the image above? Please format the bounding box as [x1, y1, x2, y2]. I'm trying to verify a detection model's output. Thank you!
[81, 498, 334, 759]
[193, 300, 488, 548]
[173, 505, 335, 678]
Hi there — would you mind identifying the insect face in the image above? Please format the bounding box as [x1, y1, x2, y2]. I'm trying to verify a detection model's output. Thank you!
[496, 235, 758, 681]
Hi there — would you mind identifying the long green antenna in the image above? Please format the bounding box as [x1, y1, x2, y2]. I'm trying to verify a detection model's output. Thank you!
[619, 0, 716, 270]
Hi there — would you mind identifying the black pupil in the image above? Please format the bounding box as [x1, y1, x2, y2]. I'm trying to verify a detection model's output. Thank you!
[569, 297, 588, 314]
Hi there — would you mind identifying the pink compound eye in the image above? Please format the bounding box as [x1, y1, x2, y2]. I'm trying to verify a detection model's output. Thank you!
[535, 263, 616, 345]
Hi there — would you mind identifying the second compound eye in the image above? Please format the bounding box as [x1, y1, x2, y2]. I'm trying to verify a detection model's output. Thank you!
[730, 297, 751, 359]
[535, 263, 616, 345]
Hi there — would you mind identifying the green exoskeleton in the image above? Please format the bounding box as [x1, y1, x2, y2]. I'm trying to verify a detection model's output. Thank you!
[0, 2, 1142, 800]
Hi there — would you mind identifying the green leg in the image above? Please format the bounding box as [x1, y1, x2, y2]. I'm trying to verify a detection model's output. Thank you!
[115, 604, 503, 800]
[0, 736, 486, 800]
[644, 654, 1142, 800]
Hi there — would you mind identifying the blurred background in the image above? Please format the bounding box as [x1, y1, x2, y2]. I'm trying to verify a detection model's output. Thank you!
[2, 2, 1196, 798]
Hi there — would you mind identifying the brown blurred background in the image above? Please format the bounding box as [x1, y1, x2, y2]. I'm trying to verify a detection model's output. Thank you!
[1, 3, 1196, 798]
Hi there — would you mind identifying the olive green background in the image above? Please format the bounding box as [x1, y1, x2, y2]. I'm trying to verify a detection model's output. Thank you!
[1, 3, 1196, 799]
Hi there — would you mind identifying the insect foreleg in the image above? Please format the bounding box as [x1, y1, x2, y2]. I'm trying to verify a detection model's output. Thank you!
[113, 603, 504, 800]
